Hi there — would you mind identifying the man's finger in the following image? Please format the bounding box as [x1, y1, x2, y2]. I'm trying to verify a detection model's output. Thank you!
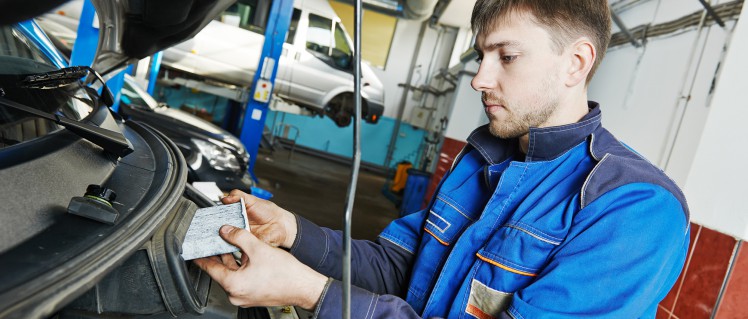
[193, 256, 232, 282]
[219, 225, 259, 256]
[221, 191, 242, 204]
[220, 252, 240, 270]
[241, 192, 263, 209]
[228, 189, 246, 197]
[240, 251, 249, 265]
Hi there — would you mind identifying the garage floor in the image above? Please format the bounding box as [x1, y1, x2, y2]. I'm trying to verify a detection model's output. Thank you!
[253, 146, 400, 241]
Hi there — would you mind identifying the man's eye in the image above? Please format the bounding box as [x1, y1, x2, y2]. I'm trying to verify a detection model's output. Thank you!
[501, 55, 517, 63]
[475, 57, 483, 64]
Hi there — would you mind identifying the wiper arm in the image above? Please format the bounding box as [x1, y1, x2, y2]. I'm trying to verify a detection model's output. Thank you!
[0, 96, 133, 157]
[19, 66, 114, 107]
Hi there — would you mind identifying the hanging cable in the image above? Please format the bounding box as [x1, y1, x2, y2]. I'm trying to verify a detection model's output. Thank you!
[609, 0, 742, 48]
[698, 0, 726, 27]
[342, 0, 363, 318]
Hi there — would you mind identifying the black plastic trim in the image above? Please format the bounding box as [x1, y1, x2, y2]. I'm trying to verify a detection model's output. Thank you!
[0, 120, 188, 318]
[147, 198, 211, 315]
[0, 96, 116, 170]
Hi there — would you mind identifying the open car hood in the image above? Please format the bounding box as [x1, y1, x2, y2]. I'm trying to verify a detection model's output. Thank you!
[90, 0, 234, 77]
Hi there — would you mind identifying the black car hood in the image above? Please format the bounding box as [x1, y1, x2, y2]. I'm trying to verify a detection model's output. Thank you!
[152, 107, 244, 151]
[2, 0, 234, 77]
[90, 0, 234, 77]
[0, 0, 68, 25]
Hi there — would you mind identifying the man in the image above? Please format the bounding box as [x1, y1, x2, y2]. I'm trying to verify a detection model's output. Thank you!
[196, 0, 690, 317]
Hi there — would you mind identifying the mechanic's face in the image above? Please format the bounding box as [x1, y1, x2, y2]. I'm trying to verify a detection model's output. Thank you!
[472, 12, 566, 139]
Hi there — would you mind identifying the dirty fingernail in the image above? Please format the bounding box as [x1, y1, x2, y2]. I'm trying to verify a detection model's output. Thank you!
[220, 225, 234, 234]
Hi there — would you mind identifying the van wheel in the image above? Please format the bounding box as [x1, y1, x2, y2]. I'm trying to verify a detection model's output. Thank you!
[326, 93, 352, 127]
[325, 93, 368, 127]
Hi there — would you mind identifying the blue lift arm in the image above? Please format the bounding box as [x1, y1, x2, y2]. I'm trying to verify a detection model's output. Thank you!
[147, 52, 163, 95]
[239, 0, 295, 182]
[70, 0, 127, 112]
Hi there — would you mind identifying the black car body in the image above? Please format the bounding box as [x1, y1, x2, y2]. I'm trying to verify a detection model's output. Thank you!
[119, 75, 254, 193]
[0, 0, 235, 317]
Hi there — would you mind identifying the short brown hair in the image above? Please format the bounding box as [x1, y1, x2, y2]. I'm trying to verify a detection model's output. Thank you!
[471, 0, 611, 84]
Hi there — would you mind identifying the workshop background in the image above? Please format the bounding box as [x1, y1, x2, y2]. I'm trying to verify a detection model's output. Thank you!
[14, 0, 748, 317]
[146, 1, 748, 318]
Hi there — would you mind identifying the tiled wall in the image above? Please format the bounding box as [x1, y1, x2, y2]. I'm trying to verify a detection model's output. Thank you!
[431, 140, 748, 319]
[658, 224, 746, 319]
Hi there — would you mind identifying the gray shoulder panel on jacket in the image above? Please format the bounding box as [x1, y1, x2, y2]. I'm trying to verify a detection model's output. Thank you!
[582, 128, 689, 223]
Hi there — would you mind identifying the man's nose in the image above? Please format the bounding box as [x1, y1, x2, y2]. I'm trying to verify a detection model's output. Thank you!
[471, 62, 497, 92]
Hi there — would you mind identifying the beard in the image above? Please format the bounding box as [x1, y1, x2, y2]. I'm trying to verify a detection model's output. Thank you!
[483, 78, 559, 139]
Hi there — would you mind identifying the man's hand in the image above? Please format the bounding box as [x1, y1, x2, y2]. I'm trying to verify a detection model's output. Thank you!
[194, 225, 328, 310]
[222, 190, 297, 248]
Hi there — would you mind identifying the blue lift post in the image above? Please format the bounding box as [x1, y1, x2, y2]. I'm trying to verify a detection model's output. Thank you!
[239, 0, 295, 181]
[69, 0, 127, 112]
[147, 52, 163, 95]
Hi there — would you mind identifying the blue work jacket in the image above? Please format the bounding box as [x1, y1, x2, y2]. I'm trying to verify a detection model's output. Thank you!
[290, 103, 690, 319]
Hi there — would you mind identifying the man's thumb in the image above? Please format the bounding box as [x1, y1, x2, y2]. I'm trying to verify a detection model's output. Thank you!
[219, 225, 257, 254]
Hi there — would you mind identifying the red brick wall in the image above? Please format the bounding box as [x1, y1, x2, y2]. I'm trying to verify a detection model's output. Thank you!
[425, 137, 467, 204]
[657, 224, 746, 319]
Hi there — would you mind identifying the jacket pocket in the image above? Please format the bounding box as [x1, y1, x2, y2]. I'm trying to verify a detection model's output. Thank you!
[473, 221, 561, 293]
[423, 197, 475, 246]
[408, 198, 475, 304]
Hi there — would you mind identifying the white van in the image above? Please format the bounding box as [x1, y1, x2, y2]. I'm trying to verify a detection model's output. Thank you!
[42, 0, 386, 127]
[162, 0, 385, 127]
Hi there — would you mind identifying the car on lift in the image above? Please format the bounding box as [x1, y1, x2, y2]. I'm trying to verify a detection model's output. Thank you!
[41, 0, 386, 127]
[119, 75, 254, 193]
[0, 0, 238, 317]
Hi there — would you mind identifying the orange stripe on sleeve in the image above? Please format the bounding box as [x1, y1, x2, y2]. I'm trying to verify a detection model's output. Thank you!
[476, 253, 537, 277]
[424, 228, 450, 246]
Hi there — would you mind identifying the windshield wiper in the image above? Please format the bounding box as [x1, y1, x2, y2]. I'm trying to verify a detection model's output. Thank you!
[19, 66, 114, 106]
[1, 66, 131, 157]
[0, 96, 133, 157]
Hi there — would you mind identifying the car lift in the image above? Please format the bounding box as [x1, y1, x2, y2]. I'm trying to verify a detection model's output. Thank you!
[146, 52, 163, 95]
[70, 0, 127, 112]
[238, 0, 294, 182]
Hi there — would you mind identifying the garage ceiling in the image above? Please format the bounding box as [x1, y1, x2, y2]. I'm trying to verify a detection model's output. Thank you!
[437, 0, 476, 27]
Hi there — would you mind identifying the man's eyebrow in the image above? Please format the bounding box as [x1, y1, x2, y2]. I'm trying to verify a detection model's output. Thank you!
[474, 40, 522, 52]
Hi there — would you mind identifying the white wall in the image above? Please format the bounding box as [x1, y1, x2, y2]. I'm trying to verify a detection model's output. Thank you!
[372, 19, 460, 121]
[683, 3, 748, 240]
[589, 24, 730, 182]
[371, 19, 422, 119]
[443, 61, 484, 141]
[594, 0, 747, 239]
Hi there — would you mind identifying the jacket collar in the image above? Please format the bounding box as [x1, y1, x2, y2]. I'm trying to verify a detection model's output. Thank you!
[467, 101, 602, 164]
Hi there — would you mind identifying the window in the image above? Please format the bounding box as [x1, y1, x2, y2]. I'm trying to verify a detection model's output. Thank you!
[218, 1, 270, 34]
[121, 80, 158, 110]
[0, 26, 95, 149]
[333, 24, 352, 57]
[0, 28, 53, 64]
[330, 24, 353, 69]
[306, 13, 333, 56]
[329, 1, 398, 69]
[285, 9, 302, 44]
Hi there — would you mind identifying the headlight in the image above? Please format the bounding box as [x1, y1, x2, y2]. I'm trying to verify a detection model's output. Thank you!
[191, 139, 241, 172]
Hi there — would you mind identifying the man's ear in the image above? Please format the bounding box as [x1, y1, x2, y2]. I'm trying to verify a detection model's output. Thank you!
[566, 38, 596, 87]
